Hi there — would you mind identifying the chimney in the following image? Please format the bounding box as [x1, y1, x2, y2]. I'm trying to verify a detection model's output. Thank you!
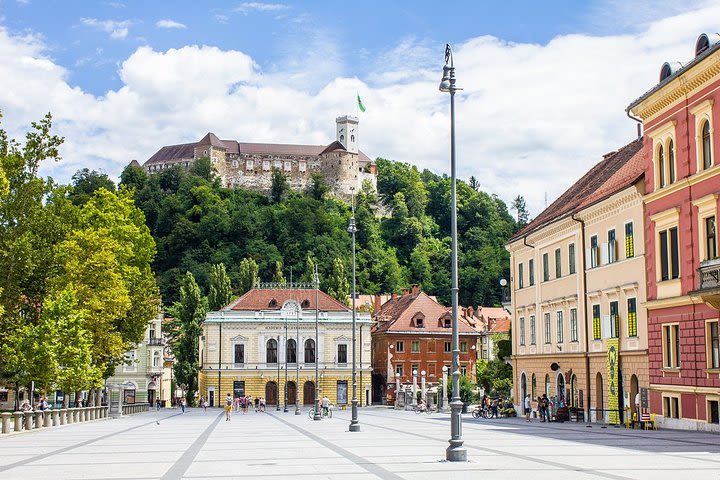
[374, 294, 382, 313]
[466, 306, 474, 318]
[391, 292, 398, 300]
[411, 284, 420, 295]
[402, 289, 409, 296]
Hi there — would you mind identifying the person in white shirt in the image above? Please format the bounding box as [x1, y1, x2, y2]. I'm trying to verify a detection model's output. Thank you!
[524, 395, 532, 422]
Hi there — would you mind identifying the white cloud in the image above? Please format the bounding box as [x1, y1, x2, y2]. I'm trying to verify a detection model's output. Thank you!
[79, 17, 133, 39]
[156, 19, 186, 29]
[234, 2, 288, 14]
[1, 5, 719, 216]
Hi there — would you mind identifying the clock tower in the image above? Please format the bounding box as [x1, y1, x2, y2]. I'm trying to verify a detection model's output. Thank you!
[336, 115, 359, 154]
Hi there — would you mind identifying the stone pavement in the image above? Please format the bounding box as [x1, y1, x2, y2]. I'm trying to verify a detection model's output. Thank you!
[1, 406, 719, 479]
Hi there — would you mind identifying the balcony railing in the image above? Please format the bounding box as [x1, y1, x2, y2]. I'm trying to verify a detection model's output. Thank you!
[698, 258, 720, 290]
[147, 338, 165, 346]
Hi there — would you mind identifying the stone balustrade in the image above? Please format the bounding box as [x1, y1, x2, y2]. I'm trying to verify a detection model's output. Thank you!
[0, 406, 110, 435]
[121, 403, 150, 415]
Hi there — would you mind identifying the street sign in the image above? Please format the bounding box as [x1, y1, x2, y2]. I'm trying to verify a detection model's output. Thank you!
[640, 387, 649, 408]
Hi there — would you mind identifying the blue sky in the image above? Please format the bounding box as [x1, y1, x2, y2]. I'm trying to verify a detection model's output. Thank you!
[0, 1, 715, 214]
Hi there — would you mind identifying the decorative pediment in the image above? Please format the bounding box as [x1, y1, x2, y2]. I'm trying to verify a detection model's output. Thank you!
[230, 334, 248, 342]
[334, 335, 351, 342]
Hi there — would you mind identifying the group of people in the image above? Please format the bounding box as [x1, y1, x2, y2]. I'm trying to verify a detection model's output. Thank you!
[480, 395, 501, 418]
[223, 394, 266, 421]
[524, 393, 562, 422]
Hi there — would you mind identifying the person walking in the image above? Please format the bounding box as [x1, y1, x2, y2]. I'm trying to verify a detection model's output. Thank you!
[491, 398, 499, 418]
[541, 394, 550, 422]
[524, 395, 532, 422]
[201, 397, 208, 413]
[224, 393, 232, 421]
[180, 397, 186, 414]
[321, 395, 330, 416]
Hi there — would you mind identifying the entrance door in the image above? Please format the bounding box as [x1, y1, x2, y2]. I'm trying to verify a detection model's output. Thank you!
[596, 373, 604, 421]
[557, 373, 565, 403]
[520, 373, 527, 401]
[303, 381, 315, 405]
[287, 381, 297, 405]
[265, 381, 277, 405]
[630, 374, 639, 418]
[208, 388, 215, 407]
[148, 389, 155, 405]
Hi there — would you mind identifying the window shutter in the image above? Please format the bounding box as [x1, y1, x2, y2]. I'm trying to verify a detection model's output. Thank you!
[585, 248, 592, 268]
[602, 315, 612, 339]
[601, 243, 609, 265]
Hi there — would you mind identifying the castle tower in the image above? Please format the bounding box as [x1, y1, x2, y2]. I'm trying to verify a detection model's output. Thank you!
[336, 115, 359, 154]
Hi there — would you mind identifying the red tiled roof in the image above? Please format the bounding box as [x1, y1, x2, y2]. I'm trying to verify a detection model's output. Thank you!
[223, 288, 350, 312]
[221, 140, 240, 155]
[145, 143, 195, 165]
[490, 318, 511, 334]
[509, 138, 644, 243]
[373, 292, 478, 334]
[198, 132, 226, 149]
[320, 140, 346, 155]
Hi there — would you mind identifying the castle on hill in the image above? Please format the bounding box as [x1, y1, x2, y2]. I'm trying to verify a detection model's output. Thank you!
[137, 116, 377, 197]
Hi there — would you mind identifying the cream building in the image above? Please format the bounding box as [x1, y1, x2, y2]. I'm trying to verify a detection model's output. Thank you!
[198, 285, 372, 408]
[507, 138, 647, 423]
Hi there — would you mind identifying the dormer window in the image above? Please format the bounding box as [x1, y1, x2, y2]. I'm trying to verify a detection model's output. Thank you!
[269, 299, 277, 308]
[412, 312, 425, 328]
[301, 299, 310, 309]
[439, 312, 451, 328]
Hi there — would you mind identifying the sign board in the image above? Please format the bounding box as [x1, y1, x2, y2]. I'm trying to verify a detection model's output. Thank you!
[606, 338, 620, 425]
[640, 387, 649, 409]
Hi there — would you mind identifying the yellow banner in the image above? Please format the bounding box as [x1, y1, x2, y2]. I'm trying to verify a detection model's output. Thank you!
[606, 337, 620, 425]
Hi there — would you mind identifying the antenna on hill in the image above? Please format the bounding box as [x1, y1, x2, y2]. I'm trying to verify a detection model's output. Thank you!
[544, 192, 548, 208]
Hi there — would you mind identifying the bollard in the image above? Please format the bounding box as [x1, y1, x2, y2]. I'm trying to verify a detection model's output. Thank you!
[1, 412, 11, 434]
[13, 412, 23, 433]
[24, 412, 33, 431]
[34, 411, 43, 428]
[51, 409, 59, 426]
[43, 411, 52, 427]
[59, 409, 66, 425]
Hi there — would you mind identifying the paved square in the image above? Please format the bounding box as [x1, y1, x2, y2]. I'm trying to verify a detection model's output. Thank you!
[1, 407, 718, 479]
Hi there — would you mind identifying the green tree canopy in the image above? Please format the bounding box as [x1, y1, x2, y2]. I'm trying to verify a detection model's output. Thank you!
[208, 263, 233, 310]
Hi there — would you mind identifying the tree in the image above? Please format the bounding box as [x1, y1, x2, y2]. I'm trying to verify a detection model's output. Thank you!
[511, 195, 529, 227]
[468, 176, 480, 191]
[168, 272, 206, 405]
[69, 168, 116, 205]
[300, 254, 317, 283]
[326, 257, 350, 305]
[308, 172, 329, 201]
[271, 260, 286, 284]
[208, 263, 233, 310]
[237, 257, 259, 294]
[189, 156, 216, 183]
[270, 167, 288, 203]
[119, 163, 148, 192]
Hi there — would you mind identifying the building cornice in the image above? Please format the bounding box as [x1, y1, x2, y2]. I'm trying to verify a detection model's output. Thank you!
[575, 188, 643, 226]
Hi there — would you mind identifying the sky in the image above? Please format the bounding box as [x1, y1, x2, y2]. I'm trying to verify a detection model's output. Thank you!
[0, 0, 718, 216]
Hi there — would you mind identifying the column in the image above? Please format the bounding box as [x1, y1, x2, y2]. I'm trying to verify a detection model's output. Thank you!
[13, 412, 23, 432]
[1, 412, 11, 433]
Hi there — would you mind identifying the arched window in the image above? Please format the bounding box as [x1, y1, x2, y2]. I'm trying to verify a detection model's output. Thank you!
[304, 339, 315, 363]
[266, 339, 277, 363]
[153, 351, 161, 367]
[286, 339, 297, 364]
[531, 373, 537, 399]
[545, 373, 551, 396]
[668, 140, 675, 183]
[301, 299, 310, 309]
[702, 120, 712, 169]
[658, 145, 666, 187]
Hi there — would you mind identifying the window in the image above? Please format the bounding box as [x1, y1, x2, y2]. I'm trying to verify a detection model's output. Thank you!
[708, 400, 719, 424]
[608, 229, 617, 264]
[411, 340, 420, 353]
[627, 298, 638, 338]
[337, 344, 348, 364]
[262, 160, 270, 171]
[284, 161, 291, 172]
[415, 317, 424, 328]
[299, 161, 306, 173]
[287, 339, 297, 363]
[592, 305, 601, 340]
[569, 243, 576, 274]
[460, 365, 467, 376]
[590, 235, 599, 268]
[706, 216, 717, 260]
[708, 321, 719, 369]
[625, 222, 634, 258]
[428, 363, 436, 377]
[395, 364, 404, 376]
[544, 313, 551, 344]
[659, 227, 680, 281]
[246, 159, 254, 171]
[519, 317, 526, 346]
[460, 341, 467, 353]
[543, 253, 550, 281]
[123, 350, 137, 373]
[266, 339, 277, 363]
[669, 140, 676, 183]
[530, 315, 536, 345]
[153, 351, 161, 367]
[304, 339, 315, 364]
[570, 308, 578, 342]
[234, 344, 245, 364]
[531, 374, 537, 398]
[658, 145, 666, 187]
[529, 259, 535, 286]
[396, 341, 404, 352]
[444, 341, 451, 352]
[662, 324, 680, 368]
[556, 311, 564, 343]
[702, 120, 713, 169]
[427, 340, 435, 353]
[609, 301, 619, 338]
[518, 262, 524, 289]
[555, 248, 562, 278]
[663, 395, 680, 419]
[231, 159, 238, 168]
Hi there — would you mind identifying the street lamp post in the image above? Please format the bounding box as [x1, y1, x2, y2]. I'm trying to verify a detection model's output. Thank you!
[284, 315, 289, 413]
[277, 335, 281, 411]
[412, 369, 418, 406]
[395, 372, 401, 408]
[295, 303, 301, 415]
[313, 266, 321, 421]
[439, 43, 467, 462]
[348, 188, 360, 432]
[421, 370, 427, 403]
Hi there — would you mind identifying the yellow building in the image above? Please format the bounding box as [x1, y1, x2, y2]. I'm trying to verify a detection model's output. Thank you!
[198, 284, 372, 408]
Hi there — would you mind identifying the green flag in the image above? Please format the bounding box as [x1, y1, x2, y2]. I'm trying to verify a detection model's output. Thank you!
[357, 93, 366, 113]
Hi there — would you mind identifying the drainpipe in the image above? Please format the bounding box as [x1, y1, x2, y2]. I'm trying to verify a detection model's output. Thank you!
[626, 109, 643, 139]
[571, 213, 591, 422]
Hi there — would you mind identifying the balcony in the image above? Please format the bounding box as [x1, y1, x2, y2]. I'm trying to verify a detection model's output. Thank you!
[691, 258, 720, 309]
[147, 338, 165, 346]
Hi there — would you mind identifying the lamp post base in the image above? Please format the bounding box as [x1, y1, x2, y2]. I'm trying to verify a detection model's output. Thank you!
[446, 399, 466, 461]
[295, 408, 301, 415]
[349, 423, 361, 432]
[349, 400, 360, 431]
[445, 443, 467, 462]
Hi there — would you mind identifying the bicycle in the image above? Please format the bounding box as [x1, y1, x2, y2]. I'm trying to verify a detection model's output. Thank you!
[472, 406, 490, 419]
[308, 406, 332, 419]
[413, 404, 432, 414]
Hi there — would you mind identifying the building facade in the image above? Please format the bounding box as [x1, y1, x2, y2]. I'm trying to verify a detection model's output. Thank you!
[198, 285, 372, 408]
[627, 33, 720, 431]
[371, 287, 480, 404]
[507, 138, 648, 423]
[106, 313, 169, 405]
[139, 116, 377, 198]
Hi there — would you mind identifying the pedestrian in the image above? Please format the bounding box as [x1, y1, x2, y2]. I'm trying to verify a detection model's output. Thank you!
[491, 398, 499, 418]
[321, 395, 330, 416]
[259, 396, 266, 412]
[542, 394, 550, 422]
[181, 397, 186, 414]
[234, 395, 241, 413]
[634, 391, 641, 418]
[254, 396, 259, 412]
[537, 396, 544, 422]
[225, 393, 232, 421]
[156, 399, 161, 411]
[203, 397, 208, 413]
[524, 395, 532, 422]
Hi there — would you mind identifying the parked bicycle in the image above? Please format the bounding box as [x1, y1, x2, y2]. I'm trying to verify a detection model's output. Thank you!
[307, 406, 333, 419]
[413, 404, 433, 414]
[472, 406, 490, 419]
